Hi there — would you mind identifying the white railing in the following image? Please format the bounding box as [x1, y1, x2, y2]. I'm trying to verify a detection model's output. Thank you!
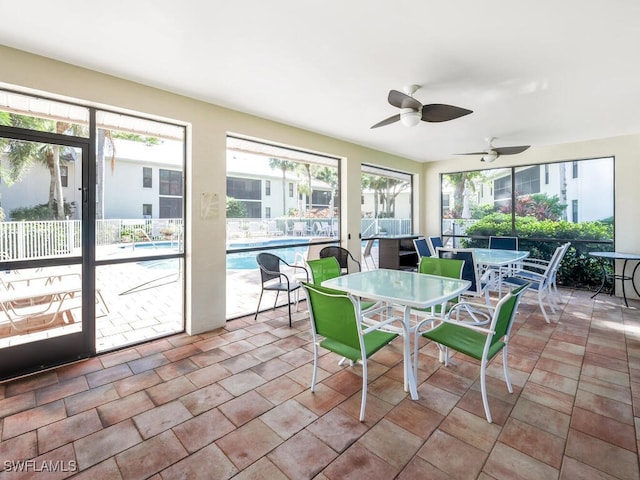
[0, 218, 183, 261]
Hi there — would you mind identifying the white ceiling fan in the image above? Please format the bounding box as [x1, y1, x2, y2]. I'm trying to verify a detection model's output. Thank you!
[458, 137, 531, 162]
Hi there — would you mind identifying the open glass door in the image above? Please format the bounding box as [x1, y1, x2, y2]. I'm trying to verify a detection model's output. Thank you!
[0, 131, 92, 380]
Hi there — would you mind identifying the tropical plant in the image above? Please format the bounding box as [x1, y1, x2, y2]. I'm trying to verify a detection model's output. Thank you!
[226, 196, 247, 218]
[500, 193, 566, 220]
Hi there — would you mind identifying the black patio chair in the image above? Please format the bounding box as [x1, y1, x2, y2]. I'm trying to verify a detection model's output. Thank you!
[255, 252, 308, 327]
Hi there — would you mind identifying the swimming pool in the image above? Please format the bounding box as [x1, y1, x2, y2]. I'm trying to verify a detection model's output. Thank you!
[227, 238, 312, 270]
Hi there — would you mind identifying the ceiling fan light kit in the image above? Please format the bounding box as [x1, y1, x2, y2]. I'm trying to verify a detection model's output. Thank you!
[400, 108, 421, 127]
[481, 151, 499, 162]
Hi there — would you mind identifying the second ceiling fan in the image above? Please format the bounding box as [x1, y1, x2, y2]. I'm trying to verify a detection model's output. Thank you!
[370, 85, 473, 129]
[458, 137, 530, 162]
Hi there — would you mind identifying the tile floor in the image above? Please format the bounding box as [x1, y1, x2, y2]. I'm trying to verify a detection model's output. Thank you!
[0, 287, 639, 479]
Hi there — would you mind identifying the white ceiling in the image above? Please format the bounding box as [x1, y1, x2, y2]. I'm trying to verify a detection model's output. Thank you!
[2, 0, 640, 162]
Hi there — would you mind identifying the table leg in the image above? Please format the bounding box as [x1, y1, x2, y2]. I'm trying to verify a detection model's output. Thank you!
[402, 306, 419, 400]
[591, 257, 608, 299]
[621, 260, 629, 307]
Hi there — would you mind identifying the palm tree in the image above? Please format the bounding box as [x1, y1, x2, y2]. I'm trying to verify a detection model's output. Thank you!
[268, 158, 297, 216]
[2, 114, 71, 219]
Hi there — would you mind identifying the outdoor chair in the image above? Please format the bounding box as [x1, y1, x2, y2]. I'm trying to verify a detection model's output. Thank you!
[503, 242, 570, 323]
[414, 283, 529, 423]
[488, 236, 519, 250]
[255, 252, 308, 327]
[319, 246, 361, 275]
[413, 238, 431, 262]
[487, 235, 520, 279]
[427, 236, 444, 256]
[307, 257, 378, 311]
[437, 247, 492, 308]
[301, 282, 399, 421]
[411, 256, 465, 320]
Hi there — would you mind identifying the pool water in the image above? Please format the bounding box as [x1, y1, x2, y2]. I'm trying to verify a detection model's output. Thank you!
[227, 245, 309, 269]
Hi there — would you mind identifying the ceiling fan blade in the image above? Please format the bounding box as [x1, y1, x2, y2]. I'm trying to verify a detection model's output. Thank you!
[494, 145, 530, 155]
[457, 151, 488, 156]
[370, 114, 401, 129]
[388, 90, 422, 110]
[422, 104, 473, 123]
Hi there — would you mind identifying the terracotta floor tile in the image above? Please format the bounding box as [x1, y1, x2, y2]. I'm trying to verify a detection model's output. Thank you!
[560, 457, 619, 480]
[145, 376, 197, 405]
[483, 442, 559, 480]
[250, 356, 294, 381]
[439, 407, 501, 453]
[218, 370, 266, 396]
[268, 429, 338, 479]
[295, 382, 346, 417]
[574, 388, 634, 425]
[578, 374, 633, 405]
[360, 418, 423, 469]
[529, 368, 578, 396]
[565, 429, 639, 480]
[254, 375, 306, 405]
[498, 417, 565, 468]
[322, 442, 399, 480]
[96, 390, 154, 426]
[397, 456, 452, 480]
[215, 418, 283, 471]
[35, 376, 89, 406]
[306, 407, 369, 452]
[570, 406, 637, 451]
[0, 431, 37, 463]
[154, 358, 199, 381]
[419, 429, 487, 480]
[3, 288, 640, 480]
[37, 409, 102, 454]
[133, 400, 192, 439]
[2, 400, 67, 440]
[260, 398, 317, 439]
[217, 390, 273, 427]
[74, 419, 142, 470]
[520, 381, 575, 415]
[158, 442, 238, 480]
[510, 397, 570, 439]
[115, 430, 187, 480]
[386, 398, 444, 440]
[113, 370, 163, 397]
[0, 391, 36, 419]
[63, 384, 119, 416]
[179, 382, 234, 416]
[172, 408, 236, 453]
[69, 458, 123, 480]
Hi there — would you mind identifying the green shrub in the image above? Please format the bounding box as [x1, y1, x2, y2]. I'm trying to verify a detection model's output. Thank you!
[462, 213, 613, 289]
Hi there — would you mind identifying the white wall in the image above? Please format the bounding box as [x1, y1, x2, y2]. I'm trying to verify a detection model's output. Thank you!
[0, 45, 421, 333]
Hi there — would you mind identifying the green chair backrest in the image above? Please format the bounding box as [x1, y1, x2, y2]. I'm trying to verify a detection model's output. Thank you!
[489, 283, 529, 347]
[302, 282, 361, 351]
[307, 257, 341, 285]
[418, 256, 464, 279]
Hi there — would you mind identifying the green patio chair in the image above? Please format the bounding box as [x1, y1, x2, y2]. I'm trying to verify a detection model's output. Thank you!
[307, 257, 378, 310]
[415, 282, 529, 423]
[301, 282, 399, 421]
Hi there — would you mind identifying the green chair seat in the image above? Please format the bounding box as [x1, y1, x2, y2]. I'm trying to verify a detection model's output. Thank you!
[422, 323, 505, 360]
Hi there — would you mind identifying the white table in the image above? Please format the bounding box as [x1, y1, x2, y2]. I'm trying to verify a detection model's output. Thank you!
[322, 269, 471, 400]
[474, 248, 529, 297]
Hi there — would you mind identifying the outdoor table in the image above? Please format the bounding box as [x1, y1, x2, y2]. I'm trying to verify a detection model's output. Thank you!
[322, 268, 470, 400]
[589, 251, 640, 307]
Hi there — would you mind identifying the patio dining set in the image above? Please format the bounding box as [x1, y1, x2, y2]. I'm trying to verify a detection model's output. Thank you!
[253, 235, 573, 423]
